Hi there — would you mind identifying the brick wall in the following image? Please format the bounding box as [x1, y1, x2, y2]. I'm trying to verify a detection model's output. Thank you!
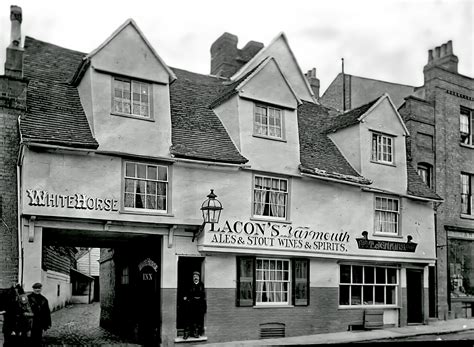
[0, 75, 26, 288]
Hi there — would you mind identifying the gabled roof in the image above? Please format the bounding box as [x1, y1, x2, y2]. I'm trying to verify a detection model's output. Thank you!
[209, 57, 301, 109]
[22, 37, 99, 149]
[297, 101, 372, 185]
[230, 32, 315, 102]
[169, 67, 248, 164]
[325, 93, 409, 135]
[86, 18, 176, 83]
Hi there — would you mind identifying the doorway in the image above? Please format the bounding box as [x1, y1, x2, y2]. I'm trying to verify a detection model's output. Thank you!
[407, 269, 423, 324]
[177, 257, 204, 334]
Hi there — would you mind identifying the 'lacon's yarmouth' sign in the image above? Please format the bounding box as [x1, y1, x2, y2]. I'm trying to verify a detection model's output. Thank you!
[207, 220, 350, 253]
[26, 189, 119, 211]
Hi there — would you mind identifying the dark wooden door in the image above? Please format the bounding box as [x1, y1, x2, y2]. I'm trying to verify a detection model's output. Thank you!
[407, 269, 423, 323]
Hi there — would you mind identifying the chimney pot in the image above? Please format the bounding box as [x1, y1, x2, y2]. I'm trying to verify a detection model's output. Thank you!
[424, 40, 459, 75]
[9, 5, 22, 48]
[447, 40, 453, 55]
[305, 67, 320, 99]
[428, 49, 433, 62]
[435, 46, 441, 58]
[441, 43, 447, 57]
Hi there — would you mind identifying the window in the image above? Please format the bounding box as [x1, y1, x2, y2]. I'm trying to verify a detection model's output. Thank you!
[461, 173, 473, 215]
[124, 162, 168, 212]
[371, 132, 394, 164]
[121, 267, 129, 285]
[339, 265, 398, 306]
[374, 196, 399, 234]
[253, 175, 288, 219]
[113, 78, 150, 118]
[237, 257, 308, 307]
[460, 107, 473, 145]
[417, 163, 433, 188]
[254, 104, 283, 139]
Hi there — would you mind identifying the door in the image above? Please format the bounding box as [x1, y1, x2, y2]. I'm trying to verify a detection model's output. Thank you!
[407, 269, 423, 324]
[177, 257, 204, 334]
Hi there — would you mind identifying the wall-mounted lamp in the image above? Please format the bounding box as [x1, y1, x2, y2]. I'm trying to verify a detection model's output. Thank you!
[193, 189, 223, 241]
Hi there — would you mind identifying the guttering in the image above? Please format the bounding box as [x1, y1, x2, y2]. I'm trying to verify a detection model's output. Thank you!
[300, 172, 369, 188]
[361, 186, 444, 203]
[173, 157, 250, 168]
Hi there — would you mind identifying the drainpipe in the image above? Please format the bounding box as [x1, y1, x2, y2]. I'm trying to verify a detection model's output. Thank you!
[17, 138, 25, 285]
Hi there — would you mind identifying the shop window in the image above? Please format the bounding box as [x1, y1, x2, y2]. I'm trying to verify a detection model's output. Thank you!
[417, 163, 433, 188]
[339, 265, 398, 307]
[449, 239, 474, 297]
[123, 161, 168, 212]
[253, 175, 288, 220]
[461, 173, 473, 215]
[374, 196, 400, 235]
[237, 257, 308, 307]
[371, 132, 394, 164]
[113, 77, 151, 119]
[254, 104, 283, 139]
[460, 107, 473, 145]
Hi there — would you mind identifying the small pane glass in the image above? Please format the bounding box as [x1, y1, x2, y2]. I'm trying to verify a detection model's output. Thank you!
[147, 166, 157, 180]
[340, 265, 351, 283]
[125, 163, 135, 177]
[339, 285, 350, 305]
[124, 193, 134, 208]
[363, 285, 374, 305]
[353, 266, 363, 283]
[386, 286, 396, 305]
[137, 164, 146, 179]
[376, 268, 386, 284]
[387, 268, 397, 284]
[124, 179, 135, 193]
[375, 286, 384, 304]
[351, 285, 362, 305]
[158, 167, 168, 181]
[364, 267, 375, 284]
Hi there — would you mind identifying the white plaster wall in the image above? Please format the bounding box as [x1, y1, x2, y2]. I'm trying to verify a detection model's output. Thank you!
[328, 125, 361, 172]
[205, 254, 236, 288]
[77, 68, 95, 135]
[359, 99, 408, 193]
[214, 96, 241, 150]
[238, 98, 300, 175]
[42, 270, 72, 311]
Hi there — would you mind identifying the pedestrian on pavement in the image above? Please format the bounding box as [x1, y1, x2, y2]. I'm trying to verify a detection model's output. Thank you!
[2, 284, 34, 346]
[28, 283, 51, 346]
[183, 271, 206, 339]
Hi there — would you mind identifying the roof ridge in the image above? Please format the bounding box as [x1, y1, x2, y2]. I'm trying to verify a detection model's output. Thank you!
[25, 36, 86, 56]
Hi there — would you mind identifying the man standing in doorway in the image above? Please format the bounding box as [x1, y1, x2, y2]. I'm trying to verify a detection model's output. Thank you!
[28, 283, 51, 345]
[183, 271, 206, 339]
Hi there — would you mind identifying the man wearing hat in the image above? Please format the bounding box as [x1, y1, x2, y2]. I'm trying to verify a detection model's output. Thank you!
[28, 283, 51, 345]
[183, 271, 206, 339]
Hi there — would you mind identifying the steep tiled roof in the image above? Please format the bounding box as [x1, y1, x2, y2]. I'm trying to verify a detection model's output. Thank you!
[297, 101, 372, 185]
[22, 37, 99, 148]
[406, 164, 442, 200]
[169, 68, 248, 163]
[324, 96, 380, 134]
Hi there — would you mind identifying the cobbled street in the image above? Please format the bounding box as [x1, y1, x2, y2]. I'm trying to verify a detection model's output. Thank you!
[43, 302, 141, 346]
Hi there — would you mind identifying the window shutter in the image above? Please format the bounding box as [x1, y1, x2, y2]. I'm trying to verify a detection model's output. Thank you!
[237, 257, 254, 307]
[293, 259, 309, 306]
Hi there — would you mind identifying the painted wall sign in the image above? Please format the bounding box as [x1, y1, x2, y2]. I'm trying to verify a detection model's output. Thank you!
[208, 220, 350, 252]
[26, 189, 119, 211]
[356, 231, 417, 252]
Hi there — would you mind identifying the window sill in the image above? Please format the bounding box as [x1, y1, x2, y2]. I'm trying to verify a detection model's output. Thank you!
[370, 160, 396, 167]
[254, 304, 294, 309]
[120, 209, 174, 217]
[372, 232, 403, 239]
[460, 214, 474, 220]
[111, 112, 155, 122]
[252, 134, 286, 142]
[250, 217, 291, 224]
[338, 305, 399, 310]
[460, 143, 474, 149]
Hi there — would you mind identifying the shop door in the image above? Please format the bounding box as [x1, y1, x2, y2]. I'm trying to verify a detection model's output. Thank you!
[177, 257, 204, 334]
[137, 258, 161, 344]
[407, 269, 423, 324]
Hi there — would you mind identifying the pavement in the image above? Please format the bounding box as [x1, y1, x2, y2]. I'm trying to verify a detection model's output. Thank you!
[199, 318, 474, 346]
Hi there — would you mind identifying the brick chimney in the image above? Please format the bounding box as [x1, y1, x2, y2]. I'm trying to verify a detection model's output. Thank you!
[210, 32, 263, 78]
[305, 68, 320, 99]
[424, 40, 458, 74]
[4, 5, 24, 78]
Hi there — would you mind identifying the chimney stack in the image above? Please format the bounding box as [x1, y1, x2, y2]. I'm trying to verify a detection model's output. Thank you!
[305, 68, 320, 99]
[424, 40, 458, 74]
[210, 32, 263, 78]
[4, 5, 24, 78]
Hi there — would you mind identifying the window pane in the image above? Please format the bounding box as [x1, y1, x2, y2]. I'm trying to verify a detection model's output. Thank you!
[376, 268, 386, 284]
[146, 195, 156, 209]
[124, 193, 134, 207]
[386, 286, 396, 304]
[124, 179, 135, 193]
[147, 166, 157, 180]
[125, 163, 135, 177]
[364, 267, 375, 284]
[340, 265, 351, 283]
[135, 194, 144, 208]
[353, 266, 363, 283]
[340, 285, 350, 305]
[387, 268, 397, 284]
[363, 286, 374, 305]
[375, 286, 384, 304]
[158, 167, 168, 181]
[137, 164, 146, 179]
[351, 285, 361, 305]
[157, 196, 166, 210]
[146, 181, 157, 195]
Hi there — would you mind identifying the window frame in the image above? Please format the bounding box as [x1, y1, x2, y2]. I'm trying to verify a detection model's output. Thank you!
[373, 196, 400, 236]
[252, 174, 290, 222]
[371, 132, 395, 165]
[461, 172, 473, 216]
[255, 258, 291, 306]
[417, 163, 433, 189]
[460, 107, 473, 146]
[122, 161, 169, 214]
[111, 76, 154, 121]
[253, 103, 285, 141]
[339, 264, 399, 308]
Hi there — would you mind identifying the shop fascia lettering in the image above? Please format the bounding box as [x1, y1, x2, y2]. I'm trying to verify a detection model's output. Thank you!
[209, 220, 350, 252]
[26, 189, 119, 211]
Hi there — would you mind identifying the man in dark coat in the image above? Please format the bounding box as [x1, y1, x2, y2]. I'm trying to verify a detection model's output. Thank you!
[28, 283, 51, 346]
[183, 271, 206, 339]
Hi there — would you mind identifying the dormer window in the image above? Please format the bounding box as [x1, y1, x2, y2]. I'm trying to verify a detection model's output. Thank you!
[113, 77, 151, 119]
[371, 132, 394, 164]
[254, 104, 283, 140]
